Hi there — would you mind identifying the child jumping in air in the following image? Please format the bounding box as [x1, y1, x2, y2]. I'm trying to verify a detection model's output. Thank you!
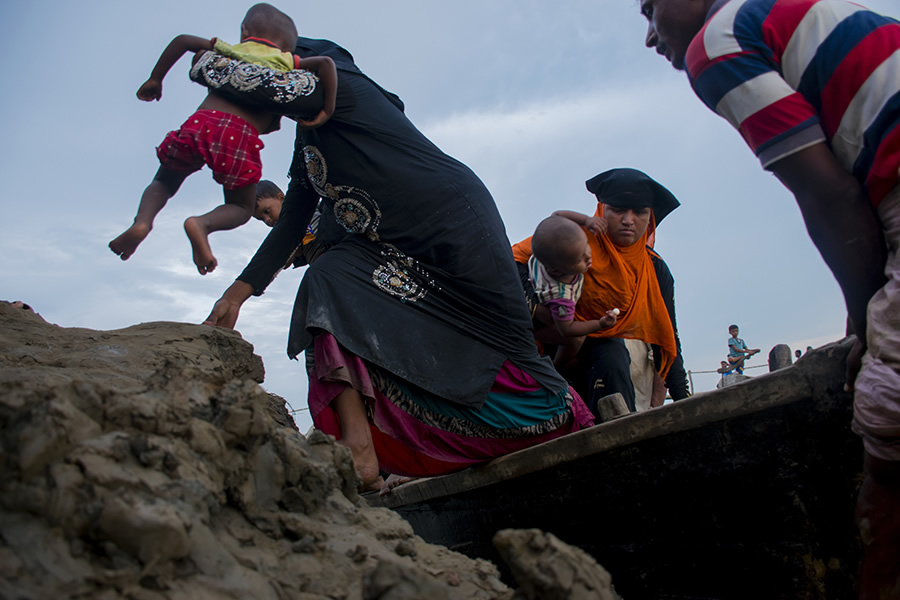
[109, 3, 337, 274]
[529, 210, 619, 368]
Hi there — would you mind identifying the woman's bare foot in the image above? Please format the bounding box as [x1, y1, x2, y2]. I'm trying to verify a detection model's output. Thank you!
[379, 473, 417, 496]
[360, 474, 386, 494]
[341, 440, 383, 492]
[109, 222, 151, 260]
[184, 217, 218, 274]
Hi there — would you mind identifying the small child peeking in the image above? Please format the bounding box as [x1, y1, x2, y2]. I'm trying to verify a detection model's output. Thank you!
[529, 210, 618, 368]
[253, 179, 285, 228]
[109, 3, 337, 275]
[254, 180, 327, 266]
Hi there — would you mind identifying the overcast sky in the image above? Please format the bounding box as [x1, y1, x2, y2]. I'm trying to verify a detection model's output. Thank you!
[3, 0, 896, 431]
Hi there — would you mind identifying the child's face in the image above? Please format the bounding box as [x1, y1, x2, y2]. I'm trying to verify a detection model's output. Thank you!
[254, 195, 283, 227]
[547, 238, 592, 279]
[730, 327, 739, 338]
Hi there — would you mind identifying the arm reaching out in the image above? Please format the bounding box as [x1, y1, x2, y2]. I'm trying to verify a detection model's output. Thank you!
[137, 34, 215, 101]
[553, 309, 618, 338]
[203, 280, 254, 329]
[552, 209, 608, 236]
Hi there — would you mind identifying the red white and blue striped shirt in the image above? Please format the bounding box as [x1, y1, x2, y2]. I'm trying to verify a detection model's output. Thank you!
[686, 0, 900, 205]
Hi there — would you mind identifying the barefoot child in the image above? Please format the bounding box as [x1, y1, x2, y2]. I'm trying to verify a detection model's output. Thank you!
[529, 210, 619, 368]
[109, 3, 337, 274]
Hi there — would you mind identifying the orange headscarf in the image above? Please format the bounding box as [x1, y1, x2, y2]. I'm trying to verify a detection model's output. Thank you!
[512, 204, 677, 378]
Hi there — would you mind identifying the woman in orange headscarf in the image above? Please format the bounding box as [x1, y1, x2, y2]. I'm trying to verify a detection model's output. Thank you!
[513, 168, 688, 416]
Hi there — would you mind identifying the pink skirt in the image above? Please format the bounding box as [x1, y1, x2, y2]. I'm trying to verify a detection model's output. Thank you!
[308, 332, 594, 477]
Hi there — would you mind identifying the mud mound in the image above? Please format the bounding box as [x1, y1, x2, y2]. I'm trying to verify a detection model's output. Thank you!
[0, 302, 514, 599]
[0, 301, 618, 599]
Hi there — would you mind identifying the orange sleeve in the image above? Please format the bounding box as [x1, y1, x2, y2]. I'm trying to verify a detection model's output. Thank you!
[511, 236, 533, 264]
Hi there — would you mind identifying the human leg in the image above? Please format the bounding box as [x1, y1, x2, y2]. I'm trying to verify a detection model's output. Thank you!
[727, 355, 747, 374]
[856, 453, 900, 599]
[308, 327, 591, 482]
[852, 186, 900, 599]
[625, 339, 655, 411]
[109, 167, 188, 260]
[553, 335, 585, 370]
[586, 337, 636, 415]
[332, 385, 384, 492]
[183, 184, 255, 274]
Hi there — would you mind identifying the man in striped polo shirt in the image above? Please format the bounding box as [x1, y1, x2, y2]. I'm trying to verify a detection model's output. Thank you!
[640, 0, 900, 596]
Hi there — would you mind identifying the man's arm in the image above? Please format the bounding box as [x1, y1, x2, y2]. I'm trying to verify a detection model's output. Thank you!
[768, 143, 887, 339]
[138, 35, 214, 101]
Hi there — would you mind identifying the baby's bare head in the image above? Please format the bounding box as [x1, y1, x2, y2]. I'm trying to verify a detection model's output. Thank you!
[242, 3, 297, 52]
[532, 216, 591, 277]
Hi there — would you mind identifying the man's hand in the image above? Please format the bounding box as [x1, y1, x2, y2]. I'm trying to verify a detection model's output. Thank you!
[845, 336, 866, 392]
[137, 79, 162, 101]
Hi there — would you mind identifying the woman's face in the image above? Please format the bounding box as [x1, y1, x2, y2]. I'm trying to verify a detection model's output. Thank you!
[604, 205, 652, 246]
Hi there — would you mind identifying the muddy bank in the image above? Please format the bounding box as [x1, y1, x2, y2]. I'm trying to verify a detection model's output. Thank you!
[0, 301, 618, 599]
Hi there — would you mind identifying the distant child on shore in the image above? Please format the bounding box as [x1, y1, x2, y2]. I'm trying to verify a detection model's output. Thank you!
[726, 324, 759, 374]
[109, 3, 337, 275]
[529, 210, 618, 367]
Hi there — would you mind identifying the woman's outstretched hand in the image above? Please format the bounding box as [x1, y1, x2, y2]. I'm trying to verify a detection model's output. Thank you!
[203, 297, 241, 329]
[203, 281, 253, 329]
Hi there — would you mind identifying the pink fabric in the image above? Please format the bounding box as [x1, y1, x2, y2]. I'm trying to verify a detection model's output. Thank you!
[545, 297, 577, 322]
[307, 333, 594, 477]
[156, 109, 263, 190]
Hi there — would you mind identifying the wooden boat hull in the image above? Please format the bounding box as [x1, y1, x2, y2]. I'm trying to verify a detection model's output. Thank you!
[368, 340, 863, 599]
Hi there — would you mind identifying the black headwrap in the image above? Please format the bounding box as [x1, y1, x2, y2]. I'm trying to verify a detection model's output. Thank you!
[585, 168, 680, 224]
